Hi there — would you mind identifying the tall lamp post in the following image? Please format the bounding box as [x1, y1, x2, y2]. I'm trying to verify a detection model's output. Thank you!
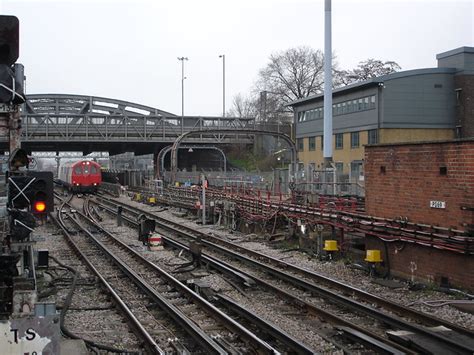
[219, 54, 225, 117]
[177, 57, 188, 131]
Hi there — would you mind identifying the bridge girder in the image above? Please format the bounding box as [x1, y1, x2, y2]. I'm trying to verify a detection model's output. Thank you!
[24, 94, 176, 117]
[0, 94, 292, 160]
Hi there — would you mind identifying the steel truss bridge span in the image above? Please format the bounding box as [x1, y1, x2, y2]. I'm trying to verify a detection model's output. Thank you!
[0, 94, 289, 154]
[25, 93, 175, 117]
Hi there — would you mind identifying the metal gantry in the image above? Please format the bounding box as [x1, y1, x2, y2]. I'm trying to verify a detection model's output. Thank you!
[170, 129, 298, 183]
[7, 94, 271, 147]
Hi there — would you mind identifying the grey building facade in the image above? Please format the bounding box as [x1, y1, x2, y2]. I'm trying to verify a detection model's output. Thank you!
[288, 46, 474, 175]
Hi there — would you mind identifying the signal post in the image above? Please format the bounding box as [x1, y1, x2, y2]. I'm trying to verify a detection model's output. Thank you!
[0, 15, 60, 353]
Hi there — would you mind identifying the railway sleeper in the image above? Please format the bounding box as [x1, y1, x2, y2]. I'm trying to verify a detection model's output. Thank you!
[387, 326, 474, 355]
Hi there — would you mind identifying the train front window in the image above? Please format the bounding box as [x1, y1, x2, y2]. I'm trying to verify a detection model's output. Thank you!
[74, 166, 82, 175]
[84, 166, 89, 174]
[91, 165, 97, 174]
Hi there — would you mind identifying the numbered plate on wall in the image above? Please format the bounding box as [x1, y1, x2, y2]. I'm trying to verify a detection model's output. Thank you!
[430, 200, 446, 209]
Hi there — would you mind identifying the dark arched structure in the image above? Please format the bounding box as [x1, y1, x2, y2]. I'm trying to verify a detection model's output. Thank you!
[157, 145, 227, 178]
[170, 129, 298, 183]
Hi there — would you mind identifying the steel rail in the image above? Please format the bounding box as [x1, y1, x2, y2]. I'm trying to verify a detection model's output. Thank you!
[87, 198, 256, 287]
[161, 235, 411, 355]
[95, 195, 474, 354]
[63, 212, 229, 354]
[215, 294, 317, 355]
[194, 238, 474, 355]
[53, 200, 164, 354]
[93, 200, 402, 354]
[80, 198, 280, 355]
[93, 197, 412, 354]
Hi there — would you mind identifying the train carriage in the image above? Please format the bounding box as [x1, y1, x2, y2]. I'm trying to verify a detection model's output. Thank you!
[58, 160, 102, 193]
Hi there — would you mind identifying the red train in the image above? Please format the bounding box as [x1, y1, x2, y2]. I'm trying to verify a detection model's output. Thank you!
[58, 160, 102, 193]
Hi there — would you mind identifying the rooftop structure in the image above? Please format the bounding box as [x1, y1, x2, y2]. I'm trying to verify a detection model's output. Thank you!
[288, 46, 474, 182]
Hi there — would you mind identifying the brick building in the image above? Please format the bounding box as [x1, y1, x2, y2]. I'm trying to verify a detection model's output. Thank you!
[365, 139, 474, 231]
[365, 139, 474, 290]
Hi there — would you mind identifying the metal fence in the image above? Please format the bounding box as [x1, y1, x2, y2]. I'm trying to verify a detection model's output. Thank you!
[296, 167, 365, 197]
[162, 169, 291, 196]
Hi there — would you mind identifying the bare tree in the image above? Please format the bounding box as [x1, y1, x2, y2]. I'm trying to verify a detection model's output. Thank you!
[257, 46, 325, 107]
[346, 59, 401, 82]
[255, 46, 347, 122]
[333, 68, 353, 87]
[227, 93, 258, 118]
[234, 46, 401, 123]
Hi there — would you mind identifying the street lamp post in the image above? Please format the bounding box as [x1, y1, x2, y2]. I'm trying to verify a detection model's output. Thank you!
[219, 54, 225, 117]
[177, 57, 188, 132]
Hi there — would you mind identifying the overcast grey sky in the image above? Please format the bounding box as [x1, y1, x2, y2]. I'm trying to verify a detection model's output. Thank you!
[2, 0, 473, 116]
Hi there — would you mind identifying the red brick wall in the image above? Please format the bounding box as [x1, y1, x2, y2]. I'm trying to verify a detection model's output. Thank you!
[366, 236, 474, 291]
[365, 140, 474, 231]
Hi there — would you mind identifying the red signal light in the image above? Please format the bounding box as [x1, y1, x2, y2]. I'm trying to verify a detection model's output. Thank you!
[33, 201, 46, 213]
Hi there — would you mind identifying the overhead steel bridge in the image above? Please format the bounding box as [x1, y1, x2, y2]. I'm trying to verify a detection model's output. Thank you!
[0, 94, 289, 154]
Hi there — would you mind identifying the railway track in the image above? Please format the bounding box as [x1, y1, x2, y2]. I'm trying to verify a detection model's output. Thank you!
[55, 194, 287, 354]
[82, 196, 321, 354]
[93, 194, 474, 355]
[55, 195, 167, 354]
[47, 209, 144, 353]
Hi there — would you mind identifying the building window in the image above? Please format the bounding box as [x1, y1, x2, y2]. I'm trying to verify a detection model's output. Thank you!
[309, 136, 316, 151]
[297, 138, 304, 151]
[350, 161, 364, 181]
[370, 95, 376, 109]
[299, 95, 376, 121]
[320, 136, 324, 150]
[368, 129, 378, 144]
[335, 162, 344, 173]
[299, 109, 323, 121]
[335, 133, 343, 149]
[455, 88, 462, 106]
[351, 132, 360, 148]
[347, 101, 352, 112]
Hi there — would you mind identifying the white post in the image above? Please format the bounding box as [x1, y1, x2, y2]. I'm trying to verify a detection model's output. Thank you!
[219, 54, 226, 117]
[177, 56, 188, 133]
[323, 0, 333, 166]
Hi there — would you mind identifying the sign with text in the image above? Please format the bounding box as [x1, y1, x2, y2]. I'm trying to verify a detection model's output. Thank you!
[0, 315, 60, 354]
[430, 200, 446, 209]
